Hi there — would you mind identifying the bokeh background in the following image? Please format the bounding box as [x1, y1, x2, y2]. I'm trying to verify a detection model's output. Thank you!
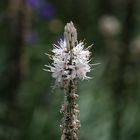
[0, 0, 140, 140]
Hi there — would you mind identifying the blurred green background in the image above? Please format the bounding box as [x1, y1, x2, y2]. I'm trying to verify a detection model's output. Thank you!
[0, 0, 140, 140]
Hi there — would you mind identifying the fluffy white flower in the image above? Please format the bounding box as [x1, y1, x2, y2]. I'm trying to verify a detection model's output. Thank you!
[44, 40, 92, 85]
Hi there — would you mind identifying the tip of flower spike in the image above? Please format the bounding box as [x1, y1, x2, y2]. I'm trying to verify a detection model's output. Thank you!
[70, 21, 73, 25]
[64, 22, 77, 45]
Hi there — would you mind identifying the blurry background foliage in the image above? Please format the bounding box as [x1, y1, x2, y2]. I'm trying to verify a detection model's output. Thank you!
[0, 0, 140, 140]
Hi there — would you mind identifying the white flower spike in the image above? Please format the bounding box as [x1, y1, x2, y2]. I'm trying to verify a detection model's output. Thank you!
[45, 22, 92, 87]
[44, 22, 94, 140]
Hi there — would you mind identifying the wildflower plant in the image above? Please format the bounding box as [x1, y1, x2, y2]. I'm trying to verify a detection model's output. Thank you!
[44, 22, 92, 140]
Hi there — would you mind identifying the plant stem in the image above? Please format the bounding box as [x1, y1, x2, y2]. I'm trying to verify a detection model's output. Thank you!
[61, 79, 80, 140]
[60, 22, 81, 140]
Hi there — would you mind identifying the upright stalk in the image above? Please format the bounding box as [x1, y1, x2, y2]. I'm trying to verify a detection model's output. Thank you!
[61, 79, 80, 140]
[60, 23, 80, 140]
[45, 22, 92, 140]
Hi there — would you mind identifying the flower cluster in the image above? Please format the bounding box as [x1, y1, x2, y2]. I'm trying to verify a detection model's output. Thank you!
[45, 39, 91, 86]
